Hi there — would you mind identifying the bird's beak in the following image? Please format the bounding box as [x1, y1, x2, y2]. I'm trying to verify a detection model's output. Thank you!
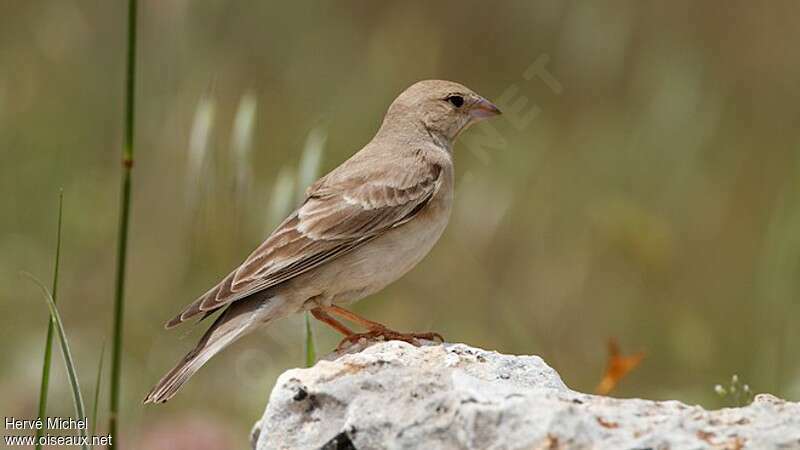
[469, 97, 502, 120]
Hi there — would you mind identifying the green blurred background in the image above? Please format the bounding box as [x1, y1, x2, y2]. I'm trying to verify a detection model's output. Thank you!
[2, 1, 799, 448]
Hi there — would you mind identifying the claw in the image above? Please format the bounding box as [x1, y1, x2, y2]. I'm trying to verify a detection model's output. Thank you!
[335, 327, 445, 351]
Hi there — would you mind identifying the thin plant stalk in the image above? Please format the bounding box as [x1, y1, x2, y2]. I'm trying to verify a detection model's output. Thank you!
[23, 273, 89, 450]
[109, 0, 137, 446]
[298, 127, 325, 367]
[266, 167, 295, 229]
[232, 91, 257, 206]
[304, 312, 316, 367]
[91, 341, 105, 446]
[186, 96, 216, 212]
[34, 190, 63, 450]
[295, 127, 326, 199]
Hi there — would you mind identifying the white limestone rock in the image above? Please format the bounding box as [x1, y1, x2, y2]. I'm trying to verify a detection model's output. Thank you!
[252, 341, 800, 450]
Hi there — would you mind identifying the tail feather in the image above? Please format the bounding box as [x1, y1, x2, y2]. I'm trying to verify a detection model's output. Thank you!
[145, 297, 278, 404]
[143, 349, 205, 404]
[143, 330, 238, 404]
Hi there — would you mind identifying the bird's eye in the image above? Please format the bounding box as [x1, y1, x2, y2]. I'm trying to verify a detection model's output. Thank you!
[446, 95, 464, 108]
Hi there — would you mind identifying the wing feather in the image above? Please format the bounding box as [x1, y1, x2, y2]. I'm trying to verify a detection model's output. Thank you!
[165, 156, 442, 328]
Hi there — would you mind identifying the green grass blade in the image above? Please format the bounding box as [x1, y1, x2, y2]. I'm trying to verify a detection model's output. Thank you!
[304, 312, 316, 367]
[297, 128, 325, 368]
[296, 127, 326, 199]
[266, 167, 296, 229]
[34, 189, 63, 450]
[109, 0, 138, 446]
[23, 272, 89, 450]
[90, 341, 105, 446]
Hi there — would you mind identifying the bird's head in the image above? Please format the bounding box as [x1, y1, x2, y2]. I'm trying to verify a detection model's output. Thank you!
[380, 80, 502, 147]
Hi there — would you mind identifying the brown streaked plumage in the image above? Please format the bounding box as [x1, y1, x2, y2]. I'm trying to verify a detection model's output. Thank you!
[145, 80, 501, 403]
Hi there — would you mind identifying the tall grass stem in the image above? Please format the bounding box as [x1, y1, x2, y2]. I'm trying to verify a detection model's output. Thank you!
[91, 342, 105, 448]
[297, 127, 325, 367]
[304, 312, 316, 367]
[186, 96, 216, 211]
[109, 0, 137, 446]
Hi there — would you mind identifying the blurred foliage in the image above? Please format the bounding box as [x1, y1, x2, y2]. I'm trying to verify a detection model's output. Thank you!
[715, 374, 754, 407]
[2, 1, 799, 447]
[595, 339, 645, 396]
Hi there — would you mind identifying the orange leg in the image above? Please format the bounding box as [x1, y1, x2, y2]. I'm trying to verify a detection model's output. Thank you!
[324, 305, 388, 330]
[320, 305, 444, 349]
[310, 307, 354, 336]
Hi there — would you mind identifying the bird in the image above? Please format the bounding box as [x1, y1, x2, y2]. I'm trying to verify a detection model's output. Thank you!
[144, 80, 502, 403]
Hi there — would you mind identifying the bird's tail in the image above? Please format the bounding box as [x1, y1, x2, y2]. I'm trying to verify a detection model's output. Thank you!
[144, 298, 276, 404]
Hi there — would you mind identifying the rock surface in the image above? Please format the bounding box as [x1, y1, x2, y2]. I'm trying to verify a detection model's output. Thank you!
[252, 341, 800, 450]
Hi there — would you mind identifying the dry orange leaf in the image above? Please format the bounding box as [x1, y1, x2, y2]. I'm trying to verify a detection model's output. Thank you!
[595, 338, 645, 395]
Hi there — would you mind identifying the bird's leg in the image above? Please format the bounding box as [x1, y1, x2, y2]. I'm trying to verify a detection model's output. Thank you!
[322, 305, 444, 350]
[310, 307, 354, 336]
[324, 305, 389, 330]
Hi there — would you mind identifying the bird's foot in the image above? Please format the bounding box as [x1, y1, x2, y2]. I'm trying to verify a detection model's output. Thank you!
[336, 327, 444, 351]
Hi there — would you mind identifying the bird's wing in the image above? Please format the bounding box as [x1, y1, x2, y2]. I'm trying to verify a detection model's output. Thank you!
[166, 156, 442, 328]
